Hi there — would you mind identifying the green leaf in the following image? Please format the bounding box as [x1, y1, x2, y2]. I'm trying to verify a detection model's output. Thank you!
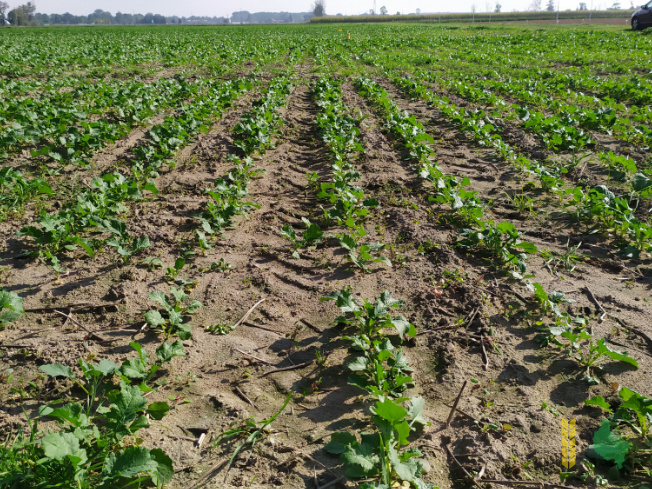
[41, 403, 86, 427]
[40, 363, 74, 379]
[155, 341, 185, 363]
[102, 446, 161, 481]
[95, 359, 119, 376]
[176, 322, 192, 340]
[515, 241, 538, 253]
[185, 300, 203, 313]
[324, 432, 357, 454]
[101, 218, 127, 237]
[596, 339, 638, 368]
[149, 448, 174, 485]
[341, 441, 379, 478]
[41, 432, 86, 463]
[149, 291, 171, 310]
[388, 445, 423, 482]
[346, 355, 369, 372]
[169, 287, 188, 305]
[281, 225, 296, 241]
[145, 310, 165, 327]
[105, 385, 147, 439]
[407, 397, 430, 427]
[146, 402, 170, 420]
[374, 398, 407, 424]
[321, 289, 360, 313]
[120, 358, 147, 379]
[129, 415, 150, 432]
[303, 220, 323, 243]
[592, 419, 631, 469]
[339, 234, 357, 252]
[619, 387, 652, 431]
[0, 290, 24, 324]
[632, 172, 651, 193]
[142, 182, 159, 196]
[391, 316, 415, 338]
[585, 396, 613, 413]
[174, 257, 185, 271]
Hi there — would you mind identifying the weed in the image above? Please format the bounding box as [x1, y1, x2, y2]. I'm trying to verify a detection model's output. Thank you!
[144, 287, 203, 340]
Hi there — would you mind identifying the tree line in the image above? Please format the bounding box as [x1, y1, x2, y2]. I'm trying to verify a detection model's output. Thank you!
[0, 4, 313, 26]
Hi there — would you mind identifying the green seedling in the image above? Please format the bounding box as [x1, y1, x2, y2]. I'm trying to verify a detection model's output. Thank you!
[325, 397, 432, 488]
[540, 240, 583, 276]
[214, 258, 232, 272]
[205, 323, 234, 335]
[102, 218, 151, 264]
[0, 289, 24, 328]
[118, 340, 185, 387]
[0, 351, 176, 489]
[526, 282, 574, 317]
[144, 287, 203, 340]
[165, 257, 186, 282]
[338, 233, 391, 273]
[556, 330, 638, 384]
[281, 218, 324, 258]
[195, 229, 213, 252]
[322, 288, 415, 340]
[504, 190, 535, 215]
[457, 221, 538, 279]
[345, 337, 414, 399]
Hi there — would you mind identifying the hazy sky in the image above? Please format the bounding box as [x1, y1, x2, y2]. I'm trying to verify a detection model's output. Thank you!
[28, 0, 627, 17]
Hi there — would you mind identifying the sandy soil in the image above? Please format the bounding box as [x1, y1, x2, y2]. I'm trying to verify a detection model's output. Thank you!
[0, 66, 650, 489]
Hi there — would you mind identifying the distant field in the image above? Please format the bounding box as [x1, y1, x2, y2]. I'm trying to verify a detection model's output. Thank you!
[310, 9, 636, 24]
[0, 22, 651, 489]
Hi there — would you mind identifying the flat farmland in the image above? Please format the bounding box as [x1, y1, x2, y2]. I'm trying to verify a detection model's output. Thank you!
[0, 23, 651, 489]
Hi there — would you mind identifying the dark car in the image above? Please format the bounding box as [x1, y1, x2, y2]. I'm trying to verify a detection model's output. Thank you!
[632, 1, 652, 30]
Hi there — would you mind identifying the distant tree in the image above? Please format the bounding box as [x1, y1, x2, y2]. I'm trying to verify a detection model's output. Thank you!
[495, 2, 502, 12]
[0, 1, 9, 24]
[8, 2, 38, 25]
[416, 8, 421, 13]
[578, 2, 587, 8]
[89, 8, 112, 24]
[313, 0, 326, 17]
[529, 0, 542, 10]
[231, 10, 251, 23]
[380, 5, 388, 14]
[607, 1, 621, 8]
[396, 11, 401, 14]
[546, 0, 555, 10]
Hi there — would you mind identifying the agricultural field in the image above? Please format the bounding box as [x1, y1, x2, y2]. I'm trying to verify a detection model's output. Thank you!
[0, 22, 651, 489]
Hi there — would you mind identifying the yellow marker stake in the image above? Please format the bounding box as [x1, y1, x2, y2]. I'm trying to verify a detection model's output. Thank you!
[561, 418, 576, 469]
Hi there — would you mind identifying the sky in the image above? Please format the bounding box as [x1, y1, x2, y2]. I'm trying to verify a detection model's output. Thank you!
[26, 0, 629, 17]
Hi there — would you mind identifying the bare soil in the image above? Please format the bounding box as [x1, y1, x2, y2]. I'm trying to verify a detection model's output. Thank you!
[1, 71, 650, 489]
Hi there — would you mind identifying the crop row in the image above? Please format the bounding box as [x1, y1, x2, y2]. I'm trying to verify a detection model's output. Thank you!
[389, 75, 652, 257]
[17, 76, 254, 270]
[353, 76, 539, 278]
[195, 74, 294, 239]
